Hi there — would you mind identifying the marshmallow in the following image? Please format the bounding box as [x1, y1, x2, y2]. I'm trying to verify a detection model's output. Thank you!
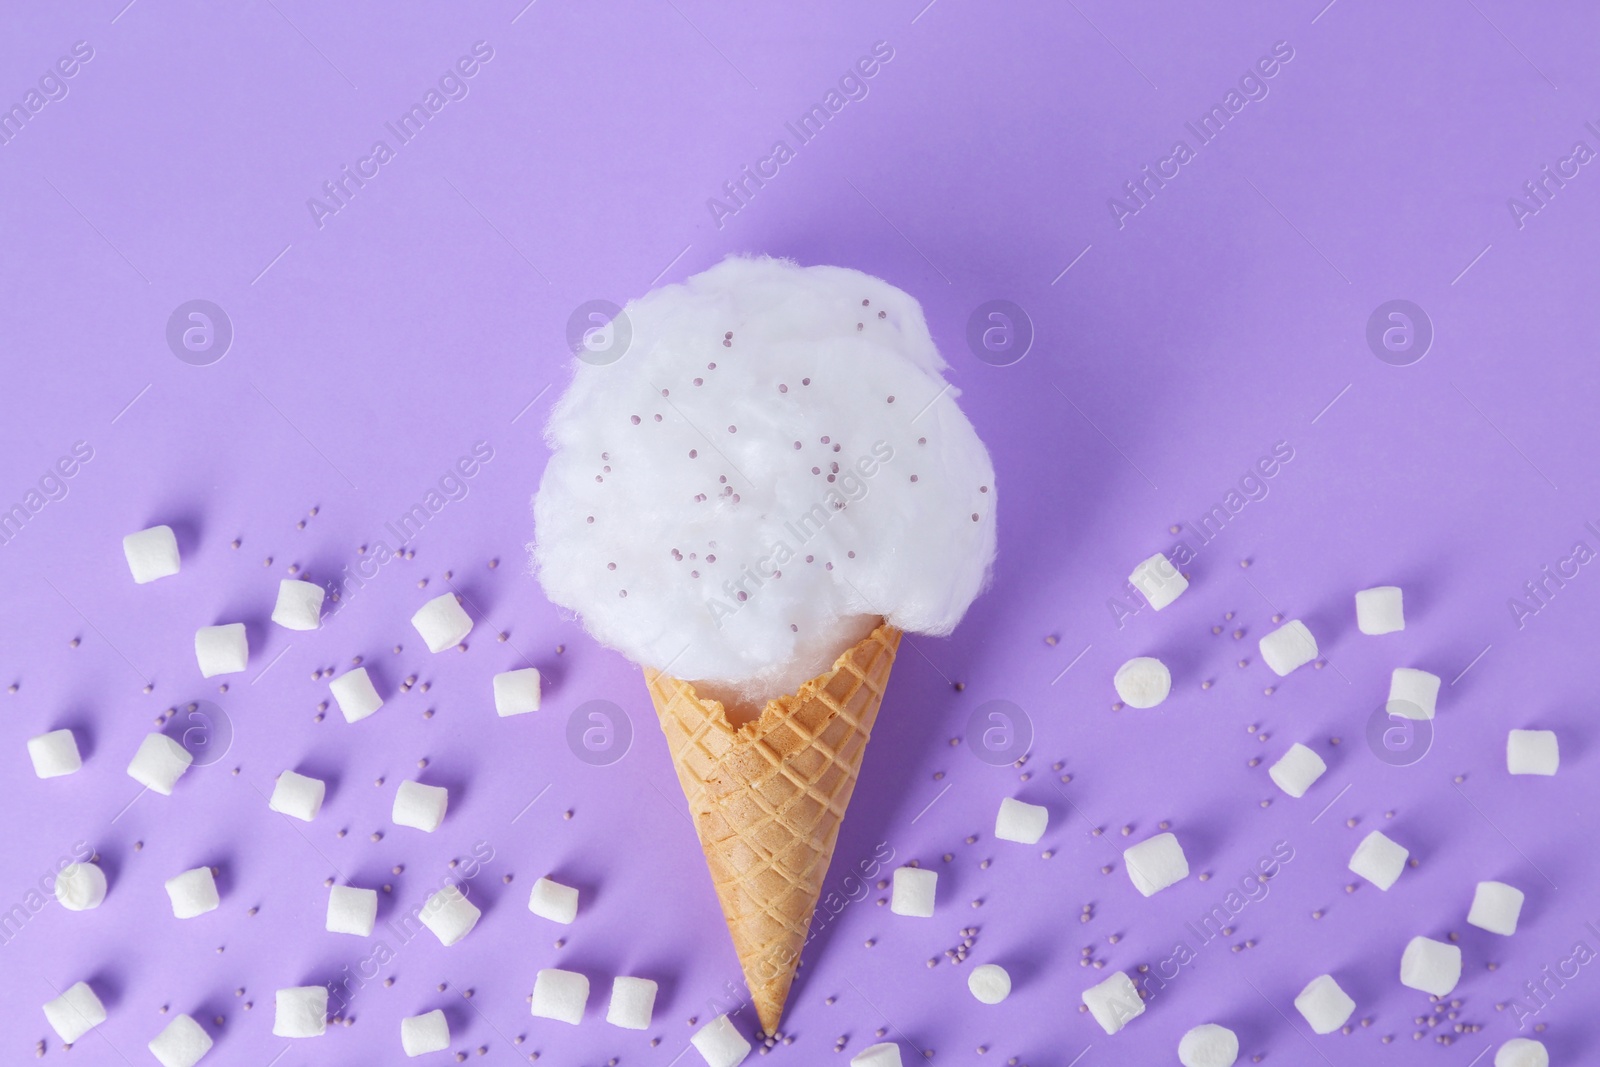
[43, 981, 106, 1043]
[1083, 971, 1144, 1034]
[1355, 585, 1404, 634]
[393, 780, 449, 832]
[968, 963, 1011, 1004]
[412, 592, 473, 653]
[330, 667, 383, 723]
[1495, 1038, 1549, 1067]
[271, 579, 325, 631]
[528, 876, 579, 924]
[994, 797, 1048, 844]
[1293, 974, 1354, 1034]
[273, 986, 327, 1038]
[148, 1013, 213, 1067]
[128, 732, 194, 795]
[1129, 552, 1188, 610]
[28, 728, 82, 778]
[890, 866, 936, 917]
[194, 623, 247, 677]
[1124, 832, 1188, 897]
[1507, 729, 1559, 775]
[1400, 935, 1461, 996]
[1178, 1023, 1239, 1067]
[1468, 880, 1525, 936]
[1388, 668, 1440, 720]
[494, 667, 542, 716]
[401, 1009, 450, 1056]
[327, 885, 378, 937]
[1349, 830, 1408, 890]
[1113, 656, 1171, 708]
[269, 770, 326, 822]
[606, 976, 658, 1030]
[165, 866, 220, 918]
[1268, 742, 1327, 798]
[691, 1014, 752, 1067]
[55, 862, 107, 911]
[851, 1044, 904, 1067]
[420, 882, 480, 946]
[531, 968, 590, 1024]
[123, 525, 180, 583]
[1258, 620, 1317, 676]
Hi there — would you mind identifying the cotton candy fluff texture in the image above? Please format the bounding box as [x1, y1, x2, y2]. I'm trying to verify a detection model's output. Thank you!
[532, 255, 996, 706]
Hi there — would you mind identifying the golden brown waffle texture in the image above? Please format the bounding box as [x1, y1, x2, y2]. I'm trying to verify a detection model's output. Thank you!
[644, 622, 902, 1033]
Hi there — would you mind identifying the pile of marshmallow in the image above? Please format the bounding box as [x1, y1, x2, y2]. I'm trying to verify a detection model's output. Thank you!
[32, 526, 703, 1063]
[1067, 553, 1558, 1067]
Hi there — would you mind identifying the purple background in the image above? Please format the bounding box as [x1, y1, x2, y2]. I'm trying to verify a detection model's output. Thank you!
[2, 0, 1597, 1063]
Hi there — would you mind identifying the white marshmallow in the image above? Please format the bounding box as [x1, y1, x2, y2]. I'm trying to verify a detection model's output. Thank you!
[271, 579, 325, 631]
[420, 882, 480, 946]
[1388, 668, 1441, 720]
[967, 963, 1011, 1004]
[528, 876, 579, 924]
[1129, 552, 1188, 610]
[850, 1043, 904, 1067]
[994, 797, 1048, 844]
[412, 593, 473, 653]
[28, 729, 82, 778]
[605, 976, 658, 1030]
[691, 1014, 752, 1067]
[123, 525, 180, 584]
[128, 732, 194, 795]
[1355, 585, 1404, 634]
[401, 1009, 450, 1056]
[890, 866, 936, 917]
[326, 885, 378, 937]
[393, 780, 449, 832]
[43, 981, 106, 1043]
[1507, 729, 1559, 775]
[273, 986, 327, 1038]
[1113, 656, 1171, 708]
[494, 668, 542, 716]
[1258, 620, 1317, 676]
[269, 770, 326, 822]
[1495, 1038, 1549, 1067]
[1349, 831, 1408, 890]
[1468, 880, 1525, 936]
[1268, 743, 1327, 798]
[1293, 974, 1354, 1034]
[165, 866, 220, 918]
[194, 623, 247, 677]
[55, 862, 107, 911]
[1082, 971, 1144, 1034]
[1124, 832, 1188, 896]
[1178, 1023, 1239, 1067]
[531, 968, 590, 1025]
[330, 667, 383, 723]
[148, 1013, 213, 1067]
[1400, 935, 1462, 996]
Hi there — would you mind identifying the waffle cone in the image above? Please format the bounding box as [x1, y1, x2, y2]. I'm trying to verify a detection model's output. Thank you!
[644, 622, 902, 1034]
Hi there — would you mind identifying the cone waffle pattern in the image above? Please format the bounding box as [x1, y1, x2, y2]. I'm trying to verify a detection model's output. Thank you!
[644, 623, 902, 1033]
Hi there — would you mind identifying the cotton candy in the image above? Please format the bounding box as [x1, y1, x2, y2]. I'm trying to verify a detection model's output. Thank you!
[533, 255, 996, 705]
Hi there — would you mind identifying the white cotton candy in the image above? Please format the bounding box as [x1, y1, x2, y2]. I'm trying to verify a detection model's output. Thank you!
[532, 255, 996, 706]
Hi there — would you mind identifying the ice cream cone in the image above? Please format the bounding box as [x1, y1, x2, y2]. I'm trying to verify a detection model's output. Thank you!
[644, 621, 902, 1034]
